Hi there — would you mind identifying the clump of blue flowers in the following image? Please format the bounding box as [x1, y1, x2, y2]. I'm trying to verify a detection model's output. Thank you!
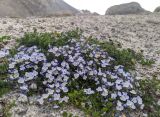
[8, 37, 144, 115]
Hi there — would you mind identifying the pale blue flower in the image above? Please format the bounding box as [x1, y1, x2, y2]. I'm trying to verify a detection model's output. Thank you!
[84, 88, 95, 95]
[116, 100, 124, 111]
[126, 100, 136, 109]
[101, 88, 108, 97]
[96, 87, 103, 92]
[111, 93, 117, 99]
[53, 94, 60, 101]
[53, 105, 60, 109]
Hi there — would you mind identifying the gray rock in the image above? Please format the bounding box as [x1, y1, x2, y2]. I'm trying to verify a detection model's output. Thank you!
[105, 2, 148, 15]
[2, 20, 7, 24]
[15, 106, 28, 116]
[0, 0, 80, 17]
[18, 94, 28, 103]
[154, 6, 160, 12]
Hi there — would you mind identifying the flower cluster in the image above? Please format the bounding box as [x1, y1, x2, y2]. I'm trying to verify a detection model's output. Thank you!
[0, 48, 9, 58]
[8, 38, 144, 111]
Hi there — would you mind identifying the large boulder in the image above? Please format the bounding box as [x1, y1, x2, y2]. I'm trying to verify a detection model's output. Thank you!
[0, 0, 80, 17]
[105, 2, 148, 15]
[154, 6, 160, 12]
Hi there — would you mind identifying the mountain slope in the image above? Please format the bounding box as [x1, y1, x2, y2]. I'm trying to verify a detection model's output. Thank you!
[0, 0, 79, 17]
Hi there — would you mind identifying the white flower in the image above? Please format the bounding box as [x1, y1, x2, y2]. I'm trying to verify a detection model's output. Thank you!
[61, 96, 69, 103]
[101, 60, 109, 67]
[13, 73, 19, 78]
[111, 93, 117, 99]
[142, 113, 148, 117]
[42, 94, 50, 99]
[25, 72, 34, 80]
[84, 88, 95, 95]
[96, 87, 103, 92]
[126, 100, 136, 109]
[116, 84, 122, 90]
[53, 94, 60, 101]
[9, 63, 15, 69]
[20, 85, 28, 91]
[62, 87, 68, 93]
[136, 96, 143, 105]
[74, 73, 79, 79]
[55, 83, 60, 88]
[116, 100, 124, 111]
[130, 90, 137, 94]
[140, 104, 144, 109]
[117, 68, 124, 74]
[20, 66, 25, 71]
[73, 62, 79, 66]
[48, 84, 55, 88]
[49, 76, 55, 81]
[88, 60, 93, 65]
[107, 82, 114, 86]
[120, 92, 129, 101]
[101, 88, 108, 97]
[102, 77, 107, 83]
[18, 78, 25, 84]
[115, 79, 123, 84]
[63, 75, 69, 81]
[33, 71, 38, 76]
[37, 98, 44, 105]
[53, 105, 59, 109]
[57, 67, 62, 71]
[132, 97, 138, 103]
[98, 69, 103, 76]
[123, 81, 132, 88]
[0, 49, 9, 58]
[83, 75, 87, 80]
[89, 71, 94, 76]
[118, 92, 122, 96]
[48, 89, 54, 95]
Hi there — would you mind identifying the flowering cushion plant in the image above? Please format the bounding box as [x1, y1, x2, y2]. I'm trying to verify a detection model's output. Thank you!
[6, 34, 145, 116]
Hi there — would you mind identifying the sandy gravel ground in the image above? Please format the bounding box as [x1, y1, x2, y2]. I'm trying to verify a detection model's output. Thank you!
[0, 14, 160, 116]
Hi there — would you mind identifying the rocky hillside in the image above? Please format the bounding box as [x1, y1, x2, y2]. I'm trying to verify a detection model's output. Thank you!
[0, 0, 79, 17]
[154, 6, 160, 12]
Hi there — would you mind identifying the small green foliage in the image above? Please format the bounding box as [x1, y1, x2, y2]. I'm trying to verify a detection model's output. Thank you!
[19, 28, 82, 49]
[140, 59, 155, 67]
[138, 78, 160, 117]
[62, 111, 78, 117]
[0, 80, 11, 97]
[0, 58, 8, 75]
[68, 90, 114, 117]
[0, 58, 11, 97]
[9, 48, 18, 57]
[87, 38, 145, 70]
[0, 36, 11, 43]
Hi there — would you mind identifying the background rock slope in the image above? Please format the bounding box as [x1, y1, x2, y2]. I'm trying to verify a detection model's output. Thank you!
[105, 2, 149, 15]
[0, 0, 79, 17]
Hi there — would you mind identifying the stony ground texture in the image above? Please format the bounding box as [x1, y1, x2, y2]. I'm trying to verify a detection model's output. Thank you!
[0, 14, 160, 116]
